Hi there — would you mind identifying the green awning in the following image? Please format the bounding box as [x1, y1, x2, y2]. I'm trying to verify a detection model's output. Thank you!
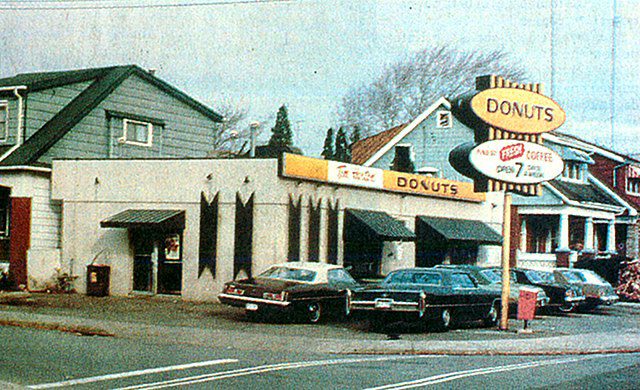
[345, 209, 416, 241]
[100, 209, 185, 230]
[417, 216, 502, 245]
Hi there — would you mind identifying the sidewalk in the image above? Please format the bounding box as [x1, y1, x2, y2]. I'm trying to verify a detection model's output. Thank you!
[1, 292, 639, 355]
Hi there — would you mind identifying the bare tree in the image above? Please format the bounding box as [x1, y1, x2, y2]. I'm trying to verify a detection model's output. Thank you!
[209, 99, 256, 155]
[337, 46, 527, 137]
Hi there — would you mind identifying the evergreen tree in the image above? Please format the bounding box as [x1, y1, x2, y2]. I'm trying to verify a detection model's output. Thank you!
[334, 127, 350, 162]
[350, 125, 362, 145]
[268, 105, 293, 148]
[321, 128, 335, 160]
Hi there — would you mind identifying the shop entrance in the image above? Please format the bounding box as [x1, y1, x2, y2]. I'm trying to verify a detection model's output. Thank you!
[131, 230, 182, 295]
[342, 209, 415, 279]
[101, 209, 185, 296]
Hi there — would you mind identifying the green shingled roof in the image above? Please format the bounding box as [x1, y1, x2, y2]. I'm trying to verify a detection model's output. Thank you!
[0, 65, 222, 166]
[550, 179, 619, 206]
[417, 216, 503, 245]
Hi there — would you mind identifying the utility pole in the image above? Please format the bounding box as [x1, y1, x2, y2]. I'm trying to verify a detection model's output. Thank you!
[610, 0, 619, 149]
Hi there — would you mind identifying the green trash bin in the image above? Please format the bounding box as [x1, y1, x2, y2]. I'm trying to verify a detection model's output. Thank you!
[86, 264, 110, 297]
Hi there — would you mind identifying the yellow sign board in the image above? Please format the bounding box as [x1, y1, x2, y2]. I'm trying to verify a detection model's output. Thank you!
[281, 154, 484, 202]
[470, 87, 566, 134]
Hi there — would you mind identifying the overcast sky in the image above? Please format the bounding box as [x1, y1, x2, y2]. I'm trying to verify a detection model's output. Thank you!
[1, 0, 638, 156]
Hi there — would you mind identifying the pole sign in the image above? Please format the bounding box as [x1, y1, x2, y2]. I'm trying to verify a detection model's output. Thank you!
[469, 140, 563, 184]
[470, 88, 566, 134]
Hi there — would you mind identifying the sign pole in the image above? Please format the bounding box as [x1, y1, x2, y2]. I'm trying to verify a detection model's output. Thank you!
[500, 191, 512, 331]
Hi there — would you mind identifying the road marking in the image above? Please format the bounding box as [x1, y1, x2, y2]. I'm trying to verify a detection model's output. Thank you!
[364, 354, 611, 390]
[27, 359, 238, 389]
[115, 355, 438, 390]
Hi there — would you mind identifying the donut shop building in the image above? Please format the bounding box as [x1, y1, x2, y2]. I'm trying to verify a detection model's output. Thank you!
[51, 154, 504, 301]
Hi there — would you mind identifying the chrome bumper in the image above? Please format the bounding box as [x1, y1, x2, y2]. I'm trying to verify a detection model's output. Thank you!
[218, 293, 291, 307]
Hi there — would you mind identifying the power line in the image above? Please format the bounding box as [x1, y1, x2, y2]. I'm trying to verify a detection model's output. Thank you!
[0, 0, 294, 10]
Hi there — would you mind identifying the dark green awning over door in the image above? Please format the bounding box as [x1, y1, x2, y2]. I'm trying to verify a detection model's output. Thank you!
[417, 216, 502, 245]
[344, 209, 416, 241]
[100, 209, 185, 230]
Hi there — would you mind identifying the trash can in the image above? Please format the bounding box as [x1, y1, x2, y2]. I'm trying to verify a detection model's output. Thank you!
[86, 264, 110, 297]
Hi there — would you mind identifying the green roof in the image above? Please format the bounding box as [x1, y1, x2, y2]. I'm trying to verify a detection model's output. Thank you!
[100, 209, 185, 230]
[0, 65, 222, 166]
[417, 216, 503, 245]
[345, 209, 416, 241]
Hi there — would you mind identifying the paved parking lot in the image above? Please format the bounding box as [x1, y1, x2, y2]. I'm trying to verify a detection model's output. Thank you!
[1, 293, 639, 346]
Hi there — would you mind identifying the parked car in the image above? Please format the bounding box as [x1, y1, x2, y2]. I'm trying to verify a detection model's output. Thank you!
[553, 268, 619, 310]
[512, 268, 585, 313]
[349, 267, 501, 331]
[435, 265, 549, 309]
[218, 262, 359, 323]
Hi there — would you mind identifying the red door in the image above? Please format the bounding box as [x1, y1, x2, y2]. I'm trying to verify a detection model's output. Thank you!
[9, 197, 31, 288]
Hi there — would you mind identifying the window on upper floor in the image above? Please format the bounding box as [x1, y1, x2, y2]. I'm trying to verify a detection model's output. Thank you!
[436, 111, 452, 128]
[561, 161, 584, 182]
[0, 102, 8, 141]
[627, 178, 640, 195]
[121, 118, 153, 147]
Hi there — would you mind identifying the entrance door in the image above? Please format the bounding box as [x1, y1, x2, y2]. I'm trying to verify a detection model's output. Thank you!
[132, 231, 154, 292]
[158, 234, 182, 295]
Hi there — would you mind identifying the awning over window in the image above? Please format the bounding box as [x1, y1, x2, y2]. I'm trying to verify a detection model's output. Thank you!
[345, 209, 416, 241]
[100, 209, 185, 230]
[417, 216, 502, 245]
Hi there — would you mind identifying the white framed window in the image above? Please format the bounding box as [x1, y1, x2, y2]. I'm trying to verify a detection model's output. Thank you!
[561, 161, 584, 182]
[436, 111, 452, 128]
[120, 118, 153, 147]
[627, 178, 640, 195]
[0, 102, 8, 141]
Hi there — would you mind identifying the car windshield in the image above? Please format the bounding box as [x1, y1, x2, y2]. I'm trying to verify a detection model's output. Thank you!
[523, 270, 544, 283]
[479, 269, 501, 283]
[259, 266, 317, 282]
[565, 270, 608, 285]
[385, 271, 442, 286]
[559, 271, 583, 283]
[535, 270, 556, 283]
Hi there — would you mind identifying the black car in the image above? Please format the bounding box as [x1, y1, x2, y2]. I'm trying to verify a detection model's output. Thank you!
[218, 262, 359, 323]
[349, 267, 501, 331]
[512, 268, 585, 313]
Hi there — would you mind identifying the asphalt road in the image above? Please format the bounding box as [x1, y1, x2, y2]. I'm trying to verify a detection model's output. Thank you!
[2, 325, 639, 389]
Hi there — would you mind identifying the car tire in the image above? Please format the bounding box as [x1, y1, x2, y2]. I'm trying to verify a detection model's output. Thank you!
[434, 308, 452, 332]
[558, 303, 575, 313]
[305, 302, 322, 323]
[483, 303, 499, 327]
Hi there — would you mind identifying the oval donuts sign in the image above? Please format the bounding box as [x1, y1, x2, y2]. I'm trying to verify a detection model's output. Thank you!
[469, 140, 564, 184]
[470, 88, 566, 134]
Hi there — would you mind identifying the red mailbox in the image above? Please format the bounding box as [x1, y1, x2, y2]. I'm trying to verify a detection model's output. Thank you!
[517, 287, 538, 321]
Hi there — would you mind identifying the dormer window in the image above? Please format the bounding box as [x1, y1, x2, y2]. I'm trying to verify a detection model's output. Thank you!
[562, 161, 584, 181]
[121, 118, 153, 147]
[627, 178, 640, 195]
[0, 102, 8, 141]
[436, 111, 452, 128]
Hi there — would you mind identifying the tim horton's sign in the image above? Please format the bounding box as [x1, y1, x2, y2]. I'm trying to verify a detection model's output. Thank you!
[469, 140, 563, 184]
[281, 154, 484, 202]
[470, 88, 566, 134]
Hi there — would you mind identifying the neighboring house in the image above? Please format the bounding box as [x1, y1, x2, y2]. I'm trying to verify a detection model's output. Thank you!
[350, 97, 636, 270]
[545, 132, 640, 259]
[0, 65, 222, 290]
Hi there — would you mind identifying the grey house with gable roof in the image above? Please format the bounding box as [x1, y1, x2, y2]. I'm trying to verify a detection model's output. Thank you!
[0, 65, 222, 290]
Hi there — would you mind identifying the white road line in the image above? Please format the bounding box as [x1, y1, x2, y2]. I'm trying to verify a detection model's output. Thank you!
[364, 354, 610, 390]
[115, 355, 438, 390]
[27, 358, 238, 389]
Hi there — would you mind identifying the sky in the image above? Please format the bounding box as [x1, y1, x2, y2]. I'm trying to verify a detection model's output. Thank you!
[0, 0, 638, 157]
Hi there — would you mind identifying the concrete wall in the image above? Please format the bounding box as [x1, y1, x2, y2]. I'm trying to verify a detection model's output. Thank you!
[52, 158, 503, 301]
